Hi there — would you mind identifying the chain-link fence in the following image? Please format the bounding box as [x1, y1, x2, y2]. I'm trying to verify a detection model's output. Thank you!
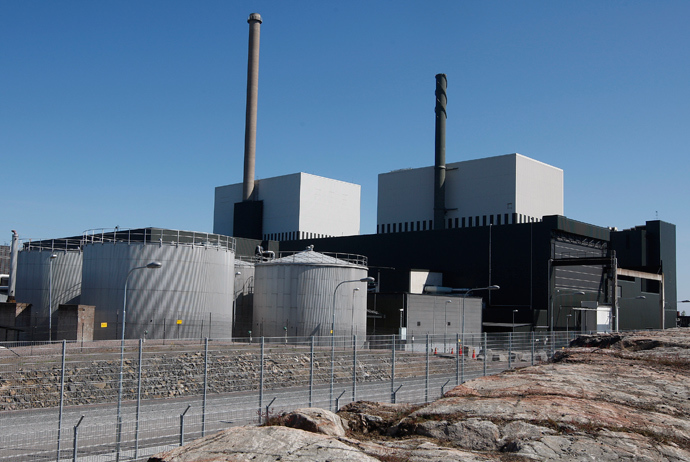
[0, 331, 576, 461]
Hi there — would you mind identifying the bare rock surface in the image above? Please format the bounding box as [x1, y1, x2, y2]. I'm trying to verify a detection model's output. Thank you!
[150, 329, 690, 462]
[148, 425, 379, 462]
[277, 407, 348, 437]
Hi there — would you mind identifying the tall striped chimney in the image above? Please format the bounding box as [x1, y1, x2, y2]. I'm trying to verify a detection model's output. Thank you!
[242, 13, 262, 201]
[433, 73, 447, 230]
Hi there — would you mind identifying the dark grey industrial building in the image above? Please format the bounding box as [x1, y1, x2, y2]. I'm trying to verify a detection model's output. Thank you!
[270, 215, 676, 333]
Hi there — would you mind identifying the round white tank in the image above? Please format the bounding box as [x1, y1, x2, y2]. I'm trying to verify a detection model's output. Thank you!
[253, 250, 369, 340]
[80, 232, 235, 340]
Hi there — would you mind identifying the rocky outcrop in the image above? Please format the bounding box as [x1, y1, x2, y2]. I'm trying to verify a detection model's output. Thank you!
[150, 329, 690, 462]
[148, 425, 381, 462]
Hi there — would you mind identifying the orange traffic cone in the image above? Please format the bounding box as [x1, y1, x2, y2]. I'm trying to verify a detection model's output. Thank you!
[472, 349, 476, 359]
[450, 348, 453, 355]
[434, 347, 437, 355]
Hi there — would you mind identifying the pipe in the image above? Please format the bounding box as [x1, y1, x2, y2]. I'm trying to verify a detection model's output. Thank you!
[433, 74, 447, 230]
[242, 13, 263, 201]
[8, 230, 18, 301]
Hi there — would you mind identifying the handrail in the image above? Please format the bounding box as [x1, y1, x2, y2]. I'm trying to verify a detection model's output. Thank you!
[20, 228, 236, 253]
[255, 250, 368, 267]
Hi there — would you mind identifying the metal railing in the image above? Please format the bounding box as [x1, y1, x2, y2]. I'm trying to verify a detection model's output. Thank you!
[0, 331, 577, 461]
[20, 228, 236, 253]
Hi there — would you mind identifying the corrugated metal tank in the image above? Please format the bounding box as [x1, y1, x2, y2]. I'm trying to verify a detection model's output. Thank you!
[253, 250, 369, 340]
[15, 246, 83, 337]
[233, 259, 255, 338]
[80, 232, 235, 340]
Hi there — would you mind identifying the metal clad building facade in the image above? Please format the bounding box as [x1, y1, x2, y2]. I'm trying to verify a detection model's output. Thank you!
[252, 250, 368, 339]
[80, 233, 235, 340]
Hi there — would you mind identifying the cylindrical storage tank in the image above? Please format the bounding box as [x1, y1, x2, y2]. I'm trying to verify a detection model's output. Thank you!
[233, 259, 255, 338]
[253, 250, 369, 342]
[80, 234, 235, 340]
[15, 247, 83, 340]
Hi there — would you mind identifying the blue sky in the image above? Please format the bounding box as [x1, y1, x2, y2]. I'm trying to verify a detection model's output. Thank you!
[2, 1, 688, 301]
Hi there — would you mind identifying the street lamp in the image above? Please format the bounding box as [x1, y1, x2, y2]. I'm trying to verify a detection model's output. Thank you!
[351, 287, 360, 337]
[444, 300, 451, 352]
[553, 290, 586, 334]
[566, 314, 572, 337]
[116, 261, 161, 462]
[48, 254, 57, 342]
[616, 295, 646, 331]
[461, 285, 499, 384]
[330, 276, 375, 411]
[331, 277, 375, 336]
[512, 309, 519, 332]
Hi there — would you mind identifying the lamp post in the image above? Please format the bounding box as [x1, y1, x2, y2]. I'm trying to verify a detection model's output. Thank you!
[566, 314, 572, 337]
[512, 309, 518, 332]
[444, 300, 451, 352]
[330, 276, 374, 411]
[232, 271, 242, 336]
[48, 254, 57, 342]
[616, 295, 646, 331]
[115, 261, 162, 462]
[331, 277, 374, 337]
[461, 285, 499, 383]
[351, 287, 359, 337]
[553, 290, 586, 333]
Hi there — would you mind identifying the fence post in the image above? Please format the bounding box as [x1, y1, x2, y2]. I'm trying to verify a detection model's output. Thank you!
[259, 337, 264, 422]
[309, 336, 314, 408]
[531, 331, 535, 366]
[334, 390, 345, 412]
[134, 338, 144, 460]
[483, 332, 487, 376]
[390, 335, 396, 403]
[202, 337, 209, 437]
[352, 335, 357, 403]
[425, 334, 430, 403]
[180, 405, 191, 446]
[72, 415, 84, 462]
[460, 332, 464, 385]
[56, 339, 66, 462]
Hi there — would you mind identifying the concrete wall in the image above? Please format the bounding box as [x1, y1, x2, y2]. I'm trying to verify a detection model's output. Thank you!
[515, 154, 564, 221]
[214, 172, 360, 240]
[56, 304, 95, 341]
[377, 153, 563, 232]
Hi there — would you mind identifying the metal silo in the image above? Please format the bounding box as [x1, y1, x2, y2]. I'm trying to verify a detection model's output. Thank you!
[14, 238, 83, 340]
[253, 249, 369, 341]
[233, 258, 255, 338]
[79, 228, 235, 340]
